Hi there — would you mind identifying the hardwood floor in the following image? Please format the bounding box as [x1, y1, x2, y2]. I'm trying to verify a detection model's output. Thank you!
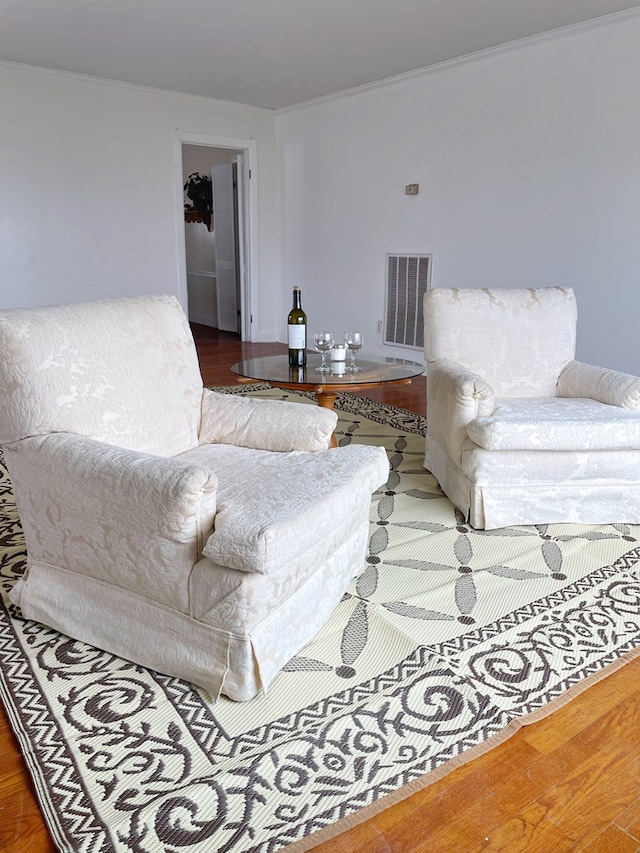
[2, 325, 640, 852]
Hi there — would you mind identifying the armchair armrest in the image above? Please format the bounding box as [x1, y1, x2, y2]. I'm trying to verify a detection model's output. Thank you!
[557, 360, 640, 411]
[199, 389, 337, 451]
[10, 433, 218, 611]
[427, 360, 496, 461]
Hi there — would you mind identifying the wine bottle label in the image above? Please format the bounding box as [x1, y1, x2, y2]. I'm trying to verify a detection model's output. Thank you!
[288, 324, 306, 348]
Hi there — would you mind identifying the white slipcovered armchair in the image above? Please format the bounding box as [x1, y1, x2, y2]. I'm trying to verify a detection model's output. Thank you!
[424, 286, 640, 529]
[0, 295, 389, 700]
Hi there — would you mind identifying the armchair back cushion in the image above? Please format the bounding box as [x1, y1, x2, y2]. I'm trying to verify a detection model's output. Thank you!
[0, 294, 203, 457]
[424, 286, 577, 396]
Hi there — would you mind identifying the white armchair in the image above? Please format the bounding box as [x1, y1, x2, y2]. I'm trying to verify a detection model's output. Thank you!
[424, 286, 640, 529]
[0, 295, 389, 700]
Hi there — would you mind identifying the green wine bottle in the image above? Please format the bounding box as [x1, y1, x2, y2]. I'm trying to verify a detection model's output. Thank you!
[287, 287, 307, 367]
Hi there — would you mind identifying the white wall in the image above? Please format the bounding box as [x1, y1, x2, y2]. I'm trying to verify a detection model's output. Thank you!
[0, 63, 281, 340]
[277, 15, 640, 373]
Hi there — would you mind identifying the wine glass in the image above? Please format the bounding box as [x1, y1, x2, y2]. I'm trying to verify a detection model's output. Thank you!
[344, 331, 363, 372]
[314, 331, 334, 372]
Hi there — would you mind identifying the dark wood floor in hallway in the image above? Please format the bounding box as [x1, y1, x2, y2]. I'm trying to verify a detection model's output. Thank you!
[2, 325, 640, 852]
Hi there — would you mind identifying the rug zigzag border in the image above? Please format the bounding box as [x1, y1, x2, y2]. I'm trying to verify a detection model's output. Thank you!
[0, 603, 111, 853]
[158, 645, 440, 763]
[433, 553, 640, 657]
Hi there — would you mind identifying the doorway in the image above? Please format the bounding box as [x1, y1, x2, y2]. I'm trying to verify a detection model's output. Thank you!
[175, 133, 256, 341]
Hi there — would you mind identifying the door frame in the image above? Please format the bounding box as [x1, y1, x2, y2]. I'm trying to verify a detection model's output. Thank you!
[173, 131, 257, 341]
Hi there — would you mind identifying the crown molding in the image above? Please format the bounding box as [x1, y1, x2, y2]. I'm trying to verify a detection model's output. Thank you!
[2, 5, 638, 116]
[0, 59, 275, 114]
[277, 6, 640, 115]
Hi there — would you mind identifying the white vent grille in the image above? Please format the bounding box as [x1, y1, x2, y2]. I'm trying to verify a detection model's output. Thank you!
[384, 254, 432, 349]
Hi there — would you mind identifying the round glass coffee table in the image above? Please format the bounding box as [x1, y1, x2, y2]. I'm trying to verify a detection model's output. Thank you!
[231, 353, 424, 411]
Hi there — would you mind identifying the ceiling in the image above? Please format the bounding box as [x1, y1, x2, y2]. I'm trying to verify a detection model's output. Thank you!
[2, 0, 640, 110]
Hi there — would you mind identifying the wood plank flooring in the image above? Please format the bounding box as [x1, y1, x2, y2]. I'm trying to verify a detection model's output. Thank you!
[1, 325, 640, 852]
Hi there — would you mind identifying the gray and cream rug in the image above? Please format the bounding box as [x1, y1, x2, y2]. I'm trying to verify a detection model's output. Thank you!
[1, 386, 640, 853]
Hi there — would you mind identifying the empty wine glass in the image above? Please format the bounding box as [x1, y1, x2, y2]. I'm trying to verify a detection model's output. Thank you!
[344, 331, 363, 372]
[314, 331, 334, 372]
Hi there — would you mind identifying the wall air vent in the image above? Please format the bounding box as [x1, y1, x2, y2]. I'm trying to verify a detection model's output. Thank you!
[384, 254, 432, 349]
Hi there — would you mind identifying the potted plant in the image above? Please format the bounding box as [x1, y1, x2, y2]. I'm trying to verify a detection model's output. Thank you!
[183, 172, 213, 212]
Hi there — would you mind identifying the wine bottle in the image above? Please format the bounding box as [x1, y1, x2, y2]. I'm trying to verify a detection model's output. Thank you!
[287, 287, 307, 367]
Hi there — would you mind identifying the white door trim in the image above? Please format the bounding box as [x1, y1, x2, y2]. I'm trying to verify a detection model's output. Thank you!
[173, 131, 258, 341]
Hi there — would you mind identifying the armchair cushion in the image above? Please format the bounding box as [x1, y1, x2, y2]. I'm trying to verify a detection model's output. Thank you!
[199, 388, 337, 451]
[467, 397, 640, 451]
[558, 360, 640, 410]
[181, 442, 389, 575]
[0, 294, 203, 457]
[424, 286, 577, 396]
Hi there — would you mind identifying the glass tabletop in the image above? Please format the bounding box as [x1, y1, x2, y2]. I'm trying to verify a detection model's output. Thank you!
[231, 353, 424, 387]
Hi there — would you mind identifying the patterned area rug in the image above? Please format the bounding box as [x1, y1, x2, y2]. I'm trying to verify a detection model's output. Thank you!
[2, 386, 640, 853]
